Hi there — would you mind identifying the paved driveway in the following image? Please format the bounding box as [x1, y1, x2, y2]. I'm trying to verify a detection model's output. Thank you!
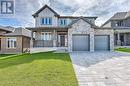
[70, 51, 130, 86]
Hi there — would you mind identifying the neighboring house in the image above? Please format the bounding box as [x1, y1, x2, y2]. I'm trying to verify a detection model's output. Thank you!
[0, 26, 31, 54]
[102, 11, 130, 46]
[27, 4, 114, 52]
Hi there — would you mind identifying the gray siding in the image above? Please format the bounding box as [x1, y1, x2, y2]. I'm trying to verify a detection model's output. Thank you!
[126, 18, 130, 27]
[111, 18, 130, 27]
[126, 34, 130, 45]
[111, 20, 126, 27]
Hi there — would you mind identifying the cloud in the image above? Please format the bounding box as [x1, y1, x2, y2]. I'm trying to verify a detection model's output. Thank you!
[2, 0, 130, 27]
[54, 0, 130, 26]
[12, 0, 50, 27]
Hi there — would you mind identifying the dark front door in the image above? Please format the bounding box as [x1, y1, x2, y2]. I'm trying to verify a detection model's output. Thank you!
[60, 35, 65, 46]
[120, 34, 124, 46]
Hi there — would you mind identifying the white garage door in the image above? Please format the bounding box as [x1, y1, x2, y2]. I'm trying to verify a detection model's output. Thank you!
[95, 35, 110, 51]
[72, 34, 89, 51]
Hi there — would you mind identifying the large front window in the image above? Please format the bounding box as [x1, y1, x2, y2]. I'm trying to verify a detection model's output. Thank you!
[41, 17, 52, 25]
[41, 32, 52, 40]
[7, 37, 16, 48]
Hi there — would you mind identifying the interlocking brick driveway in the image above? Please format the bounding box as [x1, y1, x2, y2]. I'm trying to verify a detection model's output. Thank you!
[70, 51, 130, 86]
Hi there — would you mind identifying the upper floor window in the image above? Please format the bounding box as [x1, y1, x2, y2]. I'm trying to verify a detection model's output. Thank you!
[115, 20, 124, 27]
[7, 37, 16, 49]
[59, 19, 67, 26]
[41, 17, 52, 25]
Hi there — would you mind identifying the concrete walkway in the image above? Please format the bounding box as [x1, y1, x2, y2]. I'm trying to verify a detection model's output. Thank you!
[70, 51, 130, 86]
[30, 47, 67, 53]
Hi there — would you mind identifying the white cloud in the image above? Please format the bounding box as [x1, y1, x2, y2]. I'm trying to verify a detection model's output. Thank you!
[11, 0, 130, 27]
[13, 0, 50, 27]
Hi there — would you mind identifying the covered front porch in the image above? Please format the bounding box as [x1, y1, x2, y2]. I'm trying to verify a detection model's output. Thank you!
[114, 28, 130, 46]
[27, 27, 69, 48]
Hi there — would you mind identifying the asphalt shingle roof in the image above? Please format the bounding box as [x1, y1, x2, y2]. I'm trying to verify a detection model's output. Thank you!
[0, 25, 14, 32]
[111, 12, 127, 20]
[101, 11, 130, 27]
[32, 4, 60, 17]
[68, 17, 97, 28]
[4, 28, 31, 37]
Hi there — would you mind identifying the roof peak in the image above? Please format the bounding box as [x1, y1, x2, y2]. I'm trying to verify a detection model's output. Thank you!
[32, 4, 60, 18]
[68, 17, 97, 27]
[32, 4, 98, 19]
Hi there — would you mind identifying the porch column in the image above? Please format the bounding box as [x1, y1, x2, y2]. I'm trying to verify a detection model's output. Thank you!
[30, 30, 33, 48]
[117, 33, 121, 46]
[90, 30, 94, 52]
[124, 33, 127, 46]
[53, 29, 57, 47]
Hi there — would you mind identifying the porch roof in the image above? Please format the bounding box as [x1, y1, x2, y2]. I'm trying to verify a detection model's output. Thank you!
[114, 27, 130, 33]
[26, 26, 70, 31]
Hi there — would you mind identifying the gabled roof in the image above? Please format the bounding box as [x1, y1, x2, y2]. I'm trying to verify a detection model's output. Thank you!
[111, 12, 127, 20]
[0, 25, 14, 32]
[4, 28, 31, 37]
[32, 4, 60, 18]
[68, 17, 97, 28]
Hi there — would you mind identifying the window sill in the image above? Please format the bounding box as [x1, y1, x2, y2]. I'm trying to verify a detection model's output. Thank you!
[41, 24, 52, 25]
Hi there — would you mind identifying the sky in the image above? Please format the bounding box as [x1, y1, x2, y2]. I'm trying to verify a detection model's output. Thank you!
[0, 0, 130, 27]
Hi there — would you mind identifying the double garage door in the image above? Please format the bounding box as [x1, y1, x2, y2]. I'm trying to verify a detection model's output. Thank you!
[72, 34, 110, 51]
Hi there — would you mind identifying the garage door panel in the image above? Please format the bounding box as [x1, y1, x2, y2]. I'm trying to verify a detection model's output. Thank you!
[72, 34, 89, 51]
[95, 35, 110, 51]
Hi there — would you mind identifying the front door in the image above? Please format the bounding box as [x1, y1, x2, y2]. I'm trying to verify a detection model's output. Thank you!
[120, 34, 124, 46]
[60, 35, 65, 46]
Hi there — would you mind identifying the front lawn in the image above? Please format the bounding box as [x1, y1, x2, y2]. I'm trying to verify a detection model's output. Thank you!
[0, 52, 78, 86]
[0, 54, 14, 58]
[115, 48, 130, 53]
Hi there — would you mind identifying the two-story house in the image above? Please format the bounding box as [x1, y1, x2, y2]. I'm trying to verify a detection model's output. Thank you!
[27, 5, 114, 52]
[102, 11, 130, 46]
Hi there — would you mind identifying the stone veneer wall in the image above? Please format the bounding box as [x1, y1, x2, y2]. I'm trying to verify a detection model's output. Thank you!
[68, 19, 114, 52]
[68, 19, 94, 52]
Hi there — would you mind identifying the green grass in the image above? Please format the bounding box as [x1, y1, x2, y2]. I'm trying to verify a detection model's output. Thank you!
[115, 48, 130, 53]
[0, 52, 78, 86]
[0, 54, 14, 58]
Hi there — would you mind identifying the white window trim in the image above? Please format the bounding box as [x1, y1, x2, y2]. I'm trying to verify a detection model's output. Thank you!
[41, 32, 52, 40]
[41, 17, 52, 25]
[59, 19, 67, 26]
[6, 37, 17, 49]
